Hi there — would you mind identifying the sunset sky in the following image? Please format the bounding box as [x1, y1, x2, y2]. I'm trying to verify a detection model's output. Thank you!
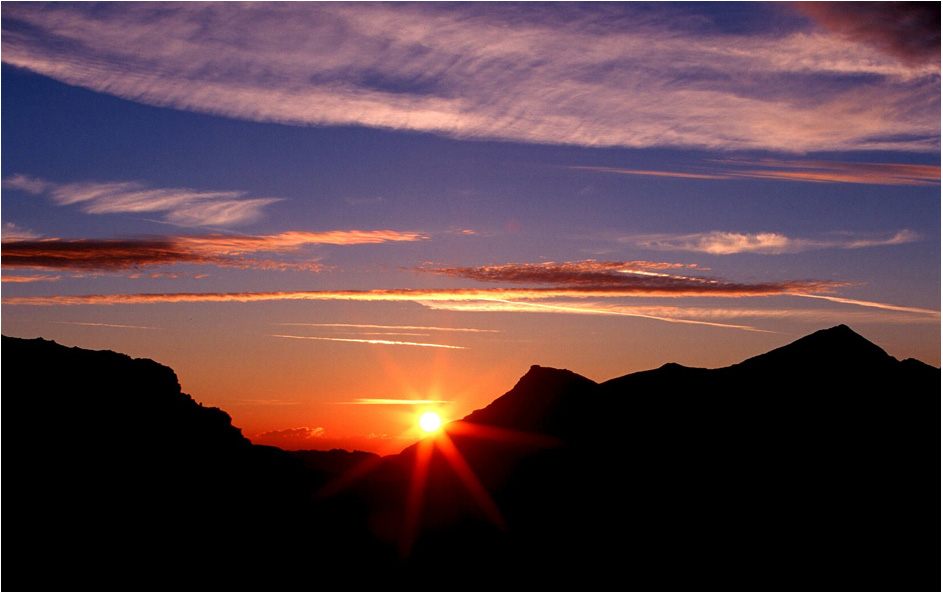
[2, 2, 939, 454]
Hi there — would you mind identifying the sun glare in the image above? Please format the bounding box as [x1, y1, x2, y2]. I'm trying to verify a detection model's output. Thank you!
[419, 411, 442, 433]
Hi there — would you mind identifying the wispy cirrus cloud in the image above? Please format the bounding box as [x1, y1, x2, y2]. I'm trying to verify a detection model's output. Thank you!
[567, 166, 732, 180]
[271, 334, 468, 350]
[789, 293, 942, 317]
[0, 230, 427, 272]
[628, 230, 920, 255]
[0, 279, 844, 307]
[719, 159, 941, 186]
[277, 323, 499, 333]
[51, 321, 159, 330]
[1, 3, 937, 152]
[419, 299, 774, 333]
[3, 174, 281, 227]
[421, 299, 940, 327]
[1, 274, 61, 283]
[569, 159, 940, 186]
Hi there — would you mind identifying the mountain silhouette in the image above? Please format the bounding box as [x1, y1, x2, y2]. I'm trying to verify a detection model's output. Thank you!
[2, 327, 939, 591]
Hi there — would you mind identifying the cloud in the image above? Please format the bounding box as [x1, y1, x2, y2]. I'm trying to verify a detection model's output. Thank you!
[50, 321, 159, 330]
[255, 427, 326, 440]
[419, 299, 774, 333]
[1, 222, 41, 241]
[1, 274, 61, 283]
[629, 230, 920, 255]
[569, 160, 940, 186]
[789, 293, 942, 317]
[271, 334, 468, 350]
[719, 159, 941, 186]
[0, 230, 426, 272]
[420, 299, 940, 326]
[416, 260, 833, 296]
[418, 260, 707, 285]
[796, 2, 940, 67]
[0, 280, 845, 307]
[3, 175, 281, 227]
[567, 166, 732, 180]
[181, 230, 428, 254]
[1, 3, 937, 152]
[1, 238, 207, 270]
[276, 323, 499, 333]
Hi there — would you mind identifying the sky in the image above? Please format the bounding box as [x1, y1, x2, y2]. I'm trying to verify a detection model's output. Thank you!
[2, 1, 939, 455]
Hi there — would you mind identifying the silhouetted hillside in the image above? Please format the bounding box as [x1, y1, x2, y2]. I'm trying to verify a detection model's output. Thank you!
[2, 336, 323, 588]
[3, 327, 939, 591]
[289, 448, 381, 473]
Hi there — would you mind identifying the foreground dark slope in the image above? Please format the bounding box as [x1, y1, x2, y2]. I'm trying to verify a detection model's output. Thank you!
[380, 326, 940, 590]
[3, 326, 939, 591]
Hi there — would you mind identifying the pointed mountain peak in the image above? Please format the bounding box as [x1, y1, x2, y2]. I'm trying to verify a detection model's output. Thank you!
[461, 365, 596, 436]
[732, 324, 896, 373]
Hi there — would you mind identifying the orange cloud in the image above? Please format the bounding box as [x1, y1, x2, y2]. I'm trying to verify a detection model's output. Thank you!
[1, 274, 61, 283]
[725, 159, 940, 186]
[179, 230, 429, 254]
[572, 159, 940, 186]
[1, 280, 844, 307]
[418, 260, 710, 286]
[0, 231, 426, 272]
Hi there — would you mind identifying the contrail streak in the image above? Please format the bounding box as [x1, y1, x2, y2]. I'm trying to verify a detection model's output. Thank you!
[271, 334, 467, 350]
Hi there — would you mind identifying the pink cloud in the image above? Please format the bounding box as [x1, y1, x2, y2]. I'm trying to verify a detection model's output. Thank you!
[1, 3, 936, 152]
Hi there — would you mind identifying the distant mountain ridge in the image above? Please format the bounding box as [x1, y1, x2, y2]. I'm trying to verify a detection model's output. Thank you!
[2, 326, 939, 591]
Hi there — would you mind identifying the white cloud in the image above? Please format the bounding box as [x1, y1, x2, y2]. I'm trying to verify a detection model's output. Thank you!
[630, 230, 921, 255]
[1, 3, 937, 152]
[1, 222, 41, 241]
[3, 175, 282, 228]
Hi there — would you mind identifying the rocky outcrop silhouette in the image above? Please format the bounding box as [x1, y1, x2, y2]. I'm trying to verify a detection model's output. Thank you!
[3, 327, 939, 591]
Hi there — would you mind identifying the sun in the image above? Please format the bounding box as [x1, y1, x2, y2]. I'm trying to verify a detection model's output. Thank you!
[419, 411, 442, 433]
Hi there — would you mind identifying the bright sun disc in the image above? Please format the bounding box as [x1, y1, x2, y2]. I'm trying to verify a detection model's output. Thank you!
[419, 412, 442, 433]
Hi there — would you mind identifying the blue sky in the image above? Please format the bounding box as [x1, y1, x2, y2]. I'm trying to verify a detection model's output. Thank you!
[2, 2, 939, 453]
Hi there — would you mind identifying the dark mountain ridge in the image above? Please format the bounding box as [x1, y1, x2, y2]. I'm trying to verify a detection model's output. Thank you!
[2, 327, 939, 591]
